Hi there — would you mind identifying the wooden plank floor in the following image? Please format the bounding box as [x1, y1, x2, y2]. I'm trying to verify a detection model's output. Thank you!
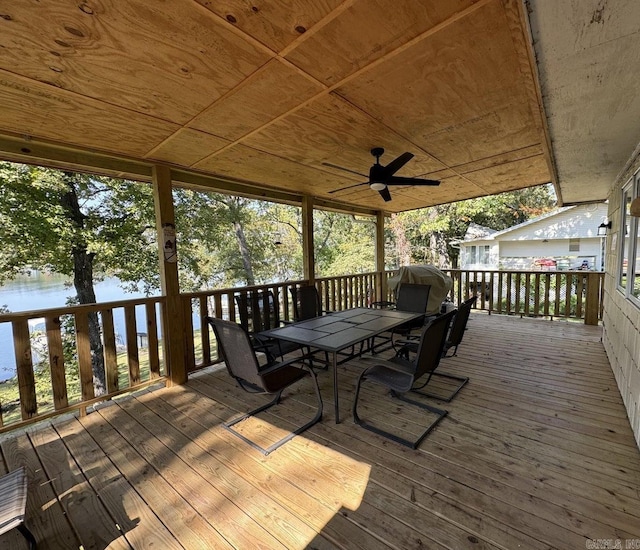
[1, 312, 640, 549]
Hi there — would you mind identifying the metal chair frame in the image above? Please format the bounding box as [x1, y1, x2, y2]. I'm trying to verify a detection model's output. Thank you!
[207, 316, 323, 455]
[352, 310, 456, 449]
[396, 295, 477, 402]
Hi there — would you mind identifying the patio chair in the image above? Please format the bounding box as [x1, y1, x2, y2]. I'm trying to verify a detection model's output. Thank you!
[352, 309, 456, 449]
[290, 285, 328, 321]
[0, 466, 37, 549]
[289, 285, 336, 365]
[235, 290, 303, 362]
[396, 295, 477, 402]
[370, 283, 431, 353]
[443, 295, 477, 357]
[207, 317, 323, 455]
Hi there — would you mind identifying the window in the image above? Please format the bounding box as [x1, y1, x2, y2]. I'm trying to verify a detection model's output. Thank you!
[569, 238, 580, 252]
[479, 245, 490, 264]
[467, 245, 490, 265]
[468, 246, 477, 264]
[617, 173, 640, 303]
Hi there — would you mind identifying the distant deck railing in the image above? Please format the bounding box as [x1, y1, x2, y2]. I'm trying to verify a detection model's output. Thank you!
[182, 271, 382, 370]
[0, 268, 604, 432]
[443, 269, 604, 324]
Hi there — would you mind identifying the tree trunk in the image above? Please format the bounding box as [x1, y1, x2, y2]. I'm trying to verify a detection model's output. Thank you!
[60, 173, 106, 395]
[389, 214, 411, 266]
[233, 220, 255, 285]
[429, 232, 451, 268]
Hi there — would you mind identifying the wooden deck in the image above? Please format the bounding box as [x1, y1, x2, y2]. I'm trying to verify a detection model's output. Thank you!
[1, 312, 639, 549]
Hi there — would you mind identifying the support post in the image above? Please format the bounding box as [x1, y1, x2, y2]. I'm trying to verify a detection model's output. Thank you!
[584, 272, 601, 326]
[302, 196, 315, 285]
[375, 210, 386, 301]
[152, 165, 187, 385]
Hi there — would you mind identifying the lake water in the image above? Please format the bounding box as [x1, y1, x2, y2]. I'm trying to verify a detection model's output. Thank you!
[0, 273, 160, 381]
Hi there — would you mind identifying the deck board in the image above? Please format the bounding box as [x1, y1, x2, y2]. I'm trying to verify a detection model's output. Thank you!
[1, 312, 639, 549]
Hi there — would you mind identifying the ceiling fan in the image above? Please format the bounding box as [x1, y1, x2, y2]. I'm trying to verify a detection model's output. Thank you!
[326, 147, 440, 202]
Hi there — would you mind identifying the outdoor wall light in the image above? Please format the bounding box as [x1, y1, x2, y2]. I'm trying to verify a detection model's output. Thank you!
[597, 221, 612, 236]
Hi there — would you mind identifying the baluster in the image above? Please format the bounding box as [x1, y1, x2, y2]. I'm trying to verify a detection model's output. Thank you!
[124, 305, 140, 385]
[74, 312, 95, 402]
[12, 319, 37, 419]
[46, 316, 68, 410]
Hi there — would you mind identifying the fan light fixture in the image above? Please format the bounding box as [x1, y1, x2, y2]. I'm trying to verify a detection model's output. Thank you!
[597, 221, 612, 236]
[370, 182, 386, 191]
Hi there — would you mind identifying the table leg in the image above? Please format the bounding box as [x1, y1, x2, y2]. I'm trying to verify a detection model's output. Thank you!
[333, 351, 340, 423]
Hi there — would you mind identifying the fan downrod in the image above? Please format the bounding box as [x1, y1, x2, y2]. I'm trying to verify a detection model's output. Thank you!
[370, 147, 384, 162]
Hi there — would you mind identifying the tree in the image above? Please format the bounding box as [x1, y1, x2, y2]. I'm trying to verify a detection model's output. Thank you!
[313, 211, 375, 276]
[0, 162, 158, 393]
[173, 190, 302, 288]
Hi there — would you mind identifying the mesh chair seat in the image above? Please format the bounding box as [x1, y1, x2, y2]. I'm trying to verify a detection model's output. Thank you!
[260, 363, 308, 393]
[355, 360, 414, 393]
[0, 466, 36, 549]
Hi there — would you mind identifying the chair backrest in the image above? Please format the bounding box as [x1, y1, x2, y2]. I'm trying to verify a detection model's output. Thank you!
[290, 285, 322, 321]
[207, 317, 264, 388]
[395, 283, 431, 314]
[235, 290, 281, 334]
[446, 295, 477, 350]
[412, 309, 457, 379]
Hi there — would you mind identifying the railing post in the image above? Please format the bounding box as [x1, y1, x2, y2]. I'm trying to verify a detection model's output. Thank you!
[375, 211, 386, 302]
[584, 272, 601, 325]
[153, 165, 187, 386]
[302, 196, 315, 285]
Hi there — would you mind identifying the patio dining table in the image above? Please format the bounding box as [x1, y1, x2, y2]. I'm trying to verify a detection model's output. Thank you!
[262, 307, 423, 423]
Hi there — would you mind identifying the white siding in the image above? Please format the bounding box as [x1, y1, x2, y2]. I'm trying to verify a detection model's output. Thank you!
[604, 150, 640, 450]
[458, 204, 608, 271]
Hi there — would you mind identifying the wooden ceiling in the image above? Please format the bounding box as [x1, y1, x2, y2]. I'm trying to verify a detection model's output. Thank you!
[0, 0, 555, 213]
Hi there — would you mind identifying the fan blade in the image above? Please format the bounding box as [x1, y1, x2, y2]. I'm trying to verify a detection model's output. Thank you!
[383, 152, 414, 176]
[378, 186, 392, 202]
[328, 181, 368, 194]
[384, 176, 440, 186]
[321, 162, 367, 178]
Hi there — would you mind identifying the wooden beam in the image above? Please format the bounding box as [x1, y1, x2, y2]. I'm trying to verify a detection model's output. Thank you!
[153, 164, 187, 385]
[302, 195, 315, 284]
[0, 133, 152, 182]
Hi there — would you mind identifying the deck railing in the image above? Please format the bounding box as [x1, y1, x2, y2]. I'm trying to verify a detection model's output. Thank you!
[182, 271, 382, 370]
[0, 268, 604, 432]
[0, 296, 165, 432]
[443, 269, 604, 324]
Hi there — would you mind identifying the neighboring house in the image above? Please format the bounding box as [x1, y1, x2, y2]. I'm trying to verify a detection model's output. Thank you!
[454, 203, 609, 271]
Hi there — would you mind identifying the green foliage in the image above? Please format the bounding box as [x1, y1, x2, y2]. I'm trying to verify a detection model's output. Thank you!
[313, 212, 375, 276]
[391, 184, 556, 267]
[0, 162, 158, 290]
